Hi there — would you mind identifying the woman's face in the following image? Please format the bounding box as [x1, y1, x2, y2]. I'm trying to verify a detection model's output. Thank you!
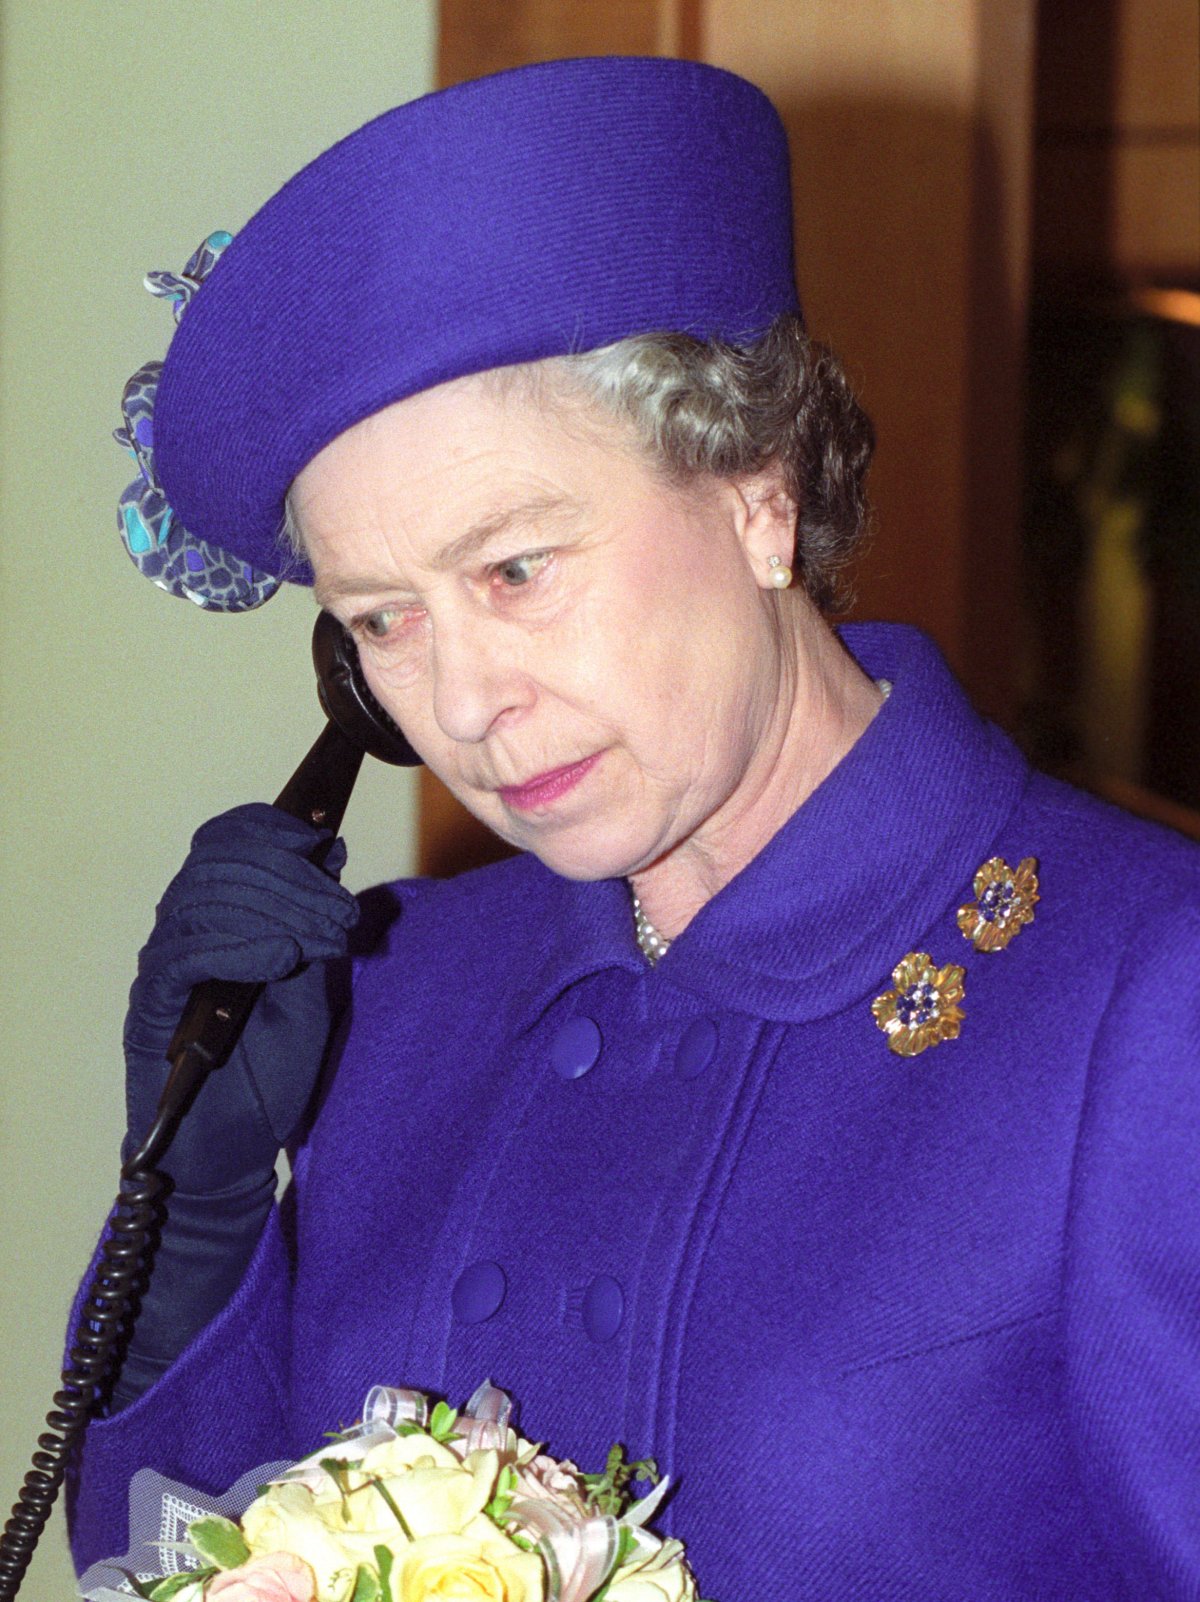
[292, 369, 794, 882]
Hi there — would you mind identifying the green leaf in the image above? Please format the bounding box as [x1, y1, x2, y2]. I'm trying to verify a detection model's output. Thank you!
[485, 1461, 518, 1524]
[148, 1569, 219, 1600]
[187, 1514, 250, 1570]
[428, 1401, 460, 1443]
[374, 1543, 395, 1597]
[582, 1445, 660, 1517]
[350, 1564, 382, 1602]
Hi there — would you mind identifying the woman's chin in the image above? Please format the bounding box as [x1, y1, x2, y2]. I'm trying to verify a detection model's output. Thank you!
[454, 770, 668, 883]
[505, 817, 660, 884]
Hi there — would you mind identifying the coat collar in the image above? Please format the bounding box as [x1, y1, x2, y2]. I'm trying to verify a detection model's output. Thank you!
[502, 624, 1031, 1029]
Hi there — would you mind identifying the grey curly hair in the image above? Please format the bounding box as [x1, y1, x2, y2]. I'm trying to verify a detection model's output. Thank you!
[284, 313, 874, 612]
[561, 314, 874, 612]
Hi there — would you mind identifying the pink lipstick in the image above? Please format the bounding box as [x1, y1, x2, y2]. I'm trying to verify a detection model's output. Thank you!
[497, 752, 603, 812]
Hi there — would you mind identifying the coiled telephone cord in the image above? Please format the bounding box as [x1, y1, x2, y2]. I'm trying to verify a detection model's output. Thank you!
[0, 1158, 167, 1601]
[0, 621, 404, 1599]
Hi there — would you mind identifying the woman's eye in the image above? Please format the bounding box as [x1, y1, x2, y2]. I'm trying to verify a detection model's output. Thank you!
[358, 604, 420, 640]
[363, 608, 399, 638]
[493, 551, 551, 588]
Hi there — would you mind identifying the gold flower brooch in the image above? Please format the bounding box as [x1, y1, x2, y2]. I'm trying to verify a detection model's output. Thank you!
[957, 855, 1039, 952]
[873, 857, 1040, 1057]
[872, 952, 966, 1057]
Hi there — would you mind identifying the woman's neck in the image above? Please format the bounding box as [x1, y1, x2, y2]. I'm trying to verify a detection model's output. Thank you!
[628, 607, 884, 941]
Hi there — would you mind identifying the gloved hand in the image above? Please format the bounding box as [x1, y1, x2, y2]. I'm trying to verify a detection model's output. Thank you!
[124, 801, 361, 1194]
[110, 802, 360, 1410]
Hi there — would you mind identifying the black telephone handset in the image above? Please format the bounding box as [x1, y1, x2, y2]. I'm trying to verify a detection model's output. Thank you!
[309, 608, 419, 771]
[130, 612, 420, 1172]
[0, 614, 419, 1602]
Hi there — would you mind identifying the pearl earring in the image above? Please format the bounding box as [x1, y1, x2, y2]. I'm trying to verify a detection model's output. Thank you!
[767, 554, 793, 589]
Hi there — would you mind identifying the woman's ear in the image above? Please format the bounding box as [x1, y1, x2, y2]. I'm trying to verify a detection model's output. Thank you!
[732, 461, 799, 589]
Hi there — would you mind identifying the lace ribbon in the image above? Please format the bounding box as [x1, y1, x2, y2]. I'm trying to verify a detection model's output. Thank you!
[77, 1458, 292, 1599]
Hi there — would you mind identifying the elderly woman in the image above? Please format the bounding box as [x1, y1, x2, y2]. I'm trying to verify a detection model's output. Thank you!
[65, 56, 1199, 1601]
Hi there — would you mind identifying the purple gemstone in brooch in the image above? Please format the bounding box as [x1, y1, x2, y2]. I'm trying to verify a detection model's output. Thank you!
[872, 953, 966, 1058]
[958, 856, 1039, 952]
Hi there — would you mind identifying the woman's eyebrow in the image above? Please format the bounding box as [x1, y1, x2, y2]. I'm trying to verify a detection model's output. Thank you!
[312, 494, 583, 607]
[431, 493, 582, 570]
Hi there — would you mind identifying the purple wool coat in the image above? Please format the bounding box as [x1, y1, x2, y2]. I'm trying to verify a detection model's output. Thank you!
[68, 624, 1200, 1599]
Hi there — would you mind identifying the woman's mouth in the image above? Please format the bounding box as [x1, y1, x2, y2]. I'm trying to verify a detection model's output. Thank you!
[497, 752, 603, 812]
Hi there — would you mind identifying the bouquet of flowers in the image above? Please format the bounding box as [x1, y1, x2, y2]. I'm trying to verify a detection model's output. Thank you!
[80, 1381, 704, 1602]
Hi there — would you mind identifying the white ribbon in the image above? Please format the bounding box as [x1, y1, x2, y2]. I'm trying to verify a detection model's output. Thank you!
[458, 1377, 515, 1456]
[361, 1384, 429, 1433]
[509, 1497, 621, 1602]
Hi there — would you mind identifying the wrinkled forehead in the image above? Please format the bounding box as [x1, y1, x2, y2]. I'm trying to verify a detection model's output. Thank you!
[289, 363, 648, 594]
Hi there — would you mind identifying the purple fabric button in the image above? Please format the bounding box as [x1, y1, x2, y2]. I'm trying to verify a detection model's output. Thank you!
[551, 1016, 602, 1080]
[582, 1275, 624, 1343]
[451, 1260, 506, 1324]
[676, 1017, 718, 1080]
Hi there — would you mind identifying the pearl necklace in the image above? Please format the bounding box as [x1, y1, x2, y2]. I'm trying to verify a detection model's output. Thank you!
[628, 679, 892, 965]
[631, 889, 671, 964]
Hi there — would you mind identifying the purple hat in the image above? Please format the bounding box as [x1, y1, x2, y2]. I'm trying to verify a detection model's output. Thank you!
[120, 56, 801, 605]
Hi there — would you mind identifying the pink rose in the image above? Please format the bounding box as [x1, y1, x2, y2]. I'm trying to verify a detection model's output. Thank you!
[206, 1552, 316, 1601]
[506, 1453, 594, 1548]
[515, 1454, 590, 1520]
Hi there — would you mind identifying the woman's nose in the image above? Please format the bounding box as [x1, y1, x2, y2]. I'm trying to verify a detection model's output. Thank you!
[429, 615, 531, 743]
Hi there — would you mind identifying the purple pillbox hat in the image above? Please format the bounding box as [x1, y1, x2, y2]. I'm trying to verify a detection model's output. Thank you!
[153, 55, 801, 586]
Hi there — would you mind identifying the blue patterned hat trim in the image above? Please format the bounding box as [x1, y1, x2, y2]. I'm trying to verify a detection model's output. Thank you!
[114, 231, 282, 612]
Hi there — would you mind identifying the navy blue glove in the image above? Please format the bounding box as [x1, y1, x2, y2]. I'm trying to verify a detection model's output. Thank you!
[124, 801, 360, 1191]
[112, 801, 359, 1410]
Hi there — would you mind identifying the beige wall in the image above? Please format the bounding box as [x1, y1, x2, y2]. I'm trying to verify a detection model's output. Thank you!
[0, 4, 433, 1593]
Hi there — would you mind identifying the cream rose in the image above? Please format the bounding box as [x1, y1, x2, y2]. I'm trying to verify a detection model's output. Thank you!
[206, 1552, 318, 1601]
[602, 1538, 697, 1602]
[241, 1483, 361, 1602]
[345, 1437, 499, 1540]
[245, 1434, 504, 1586]
[394, 1530, 545, 1602]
